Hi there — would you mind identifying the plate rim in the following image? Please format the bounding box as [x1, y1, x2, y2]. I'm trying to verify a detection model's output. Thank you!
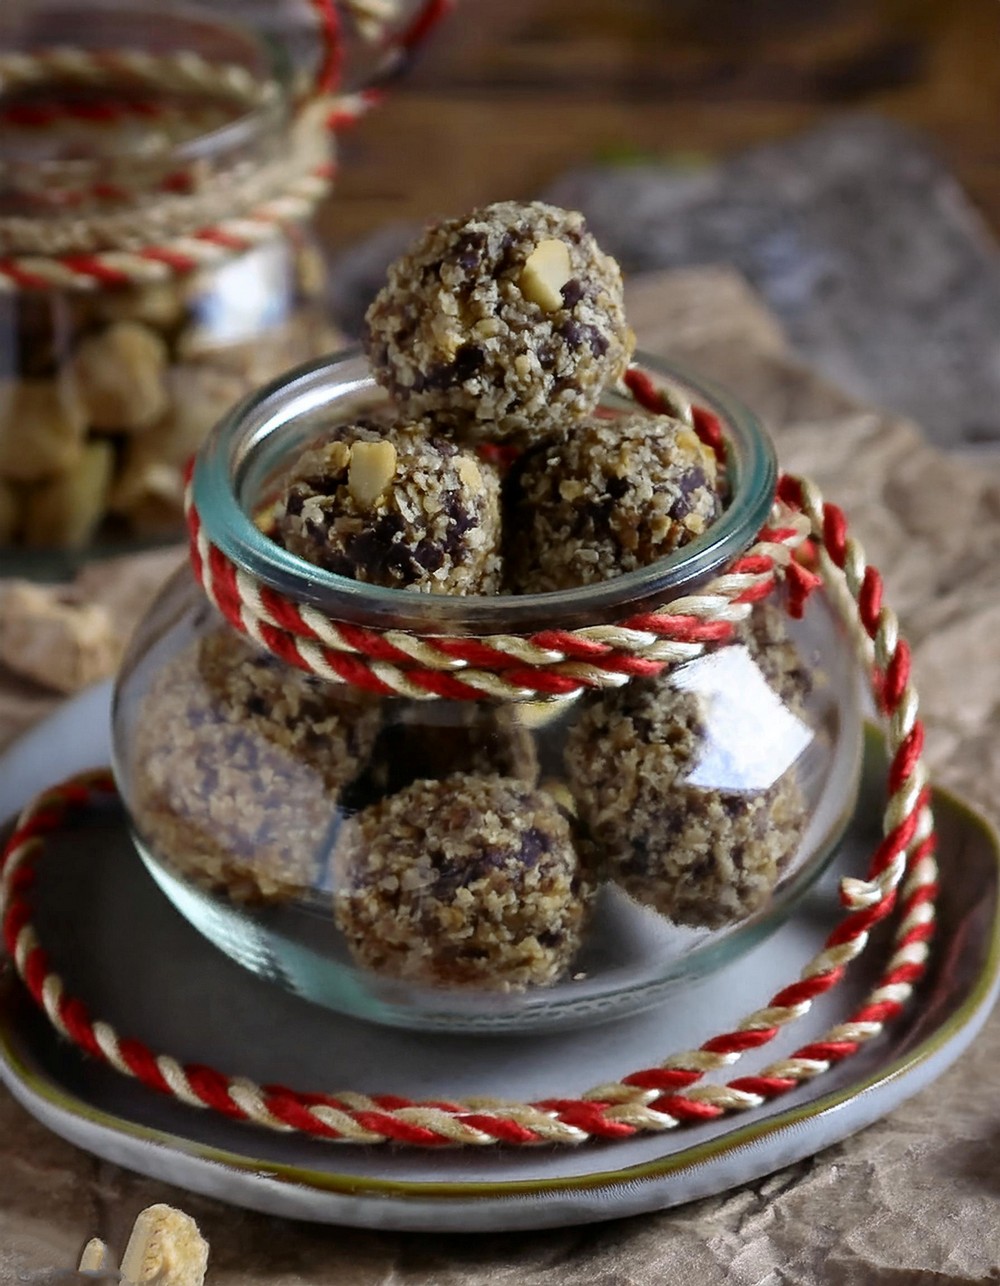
[1, 783, 998, 1206]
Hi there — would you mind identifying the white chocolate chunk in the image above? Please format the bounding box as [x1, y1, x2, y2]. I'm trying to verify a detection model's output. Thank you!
[119, 1204, 208, 1286]
[111, 366, 247, 532]
[348, 439, 397, 506]
[25, 440, 114, 549]
[72, 320, 169, 431]
[519, 238, 572, 311]
[78, 1237, 114, 1273]
[0, 378, 86, 481]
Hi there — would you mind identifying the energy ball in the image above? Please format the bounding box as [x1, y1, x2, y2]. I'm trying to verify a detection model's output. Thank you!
[272, 421, 502, 593]
[364, 702, 540, 800]
[564, 664, 808, 929]
[739, 600, 814, 714]
[362, 201, 634, 443]
[504, 412, 724, 593]
[132, 628, 379, 903]
[333, 773, 591, 990]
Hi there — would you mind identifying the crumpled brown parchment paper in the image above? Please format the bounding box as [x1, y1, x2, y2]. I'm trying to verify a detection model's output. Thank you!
[2, 268, 1000, 1285]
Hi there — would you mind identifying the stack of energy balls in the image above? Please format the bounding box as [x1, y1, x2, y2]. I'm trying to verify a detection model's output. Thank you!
[134, 201, 811, 996]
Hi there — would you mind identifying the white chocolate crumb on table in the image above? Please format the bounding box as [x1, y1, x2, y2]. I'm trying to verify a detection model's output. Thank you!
[75, 1203, 208, 1285]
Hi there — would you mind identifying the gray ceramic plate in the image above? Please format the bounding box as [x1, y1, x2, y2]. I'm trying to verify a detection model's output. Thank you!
[0, 683, 998, 1232]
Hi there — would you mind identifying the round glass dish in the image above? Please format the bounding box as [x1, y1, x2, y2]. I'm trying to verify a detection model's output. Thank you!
[112, 350, 864, 1033]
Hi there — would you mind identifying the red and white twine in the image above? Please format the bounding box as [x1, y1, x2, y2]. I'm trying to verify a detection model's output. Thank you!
[187, 484, 813, 703]
[0, 463, 938, 1146]
[0, 1, 455, 292]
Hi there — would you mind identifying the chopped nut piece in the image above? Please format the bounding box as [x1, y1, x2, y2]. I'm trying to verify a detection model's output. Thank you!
[0, 378, 86, 481]
[78, 1237, 113, 1273]
[348, 438, 397, 506]
[294, 240, 329, 298]
[540, 777, 578, 815]
[25, 441, 114, 549]
[110, 459, 187, 536]
[72, 320, 169, 431]
[111, 366, 247, 533]
[97, 281, 186, 328]
[119, 1203, 208, 1286]
[520, 238, 573, 310]
[456, 454, 484, 494]
[0, 582, 119, 692]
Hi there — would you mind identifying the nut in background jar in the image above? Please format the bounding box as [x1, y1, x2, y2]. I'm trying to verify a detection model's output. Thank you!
[0, 237, 340, 553]
[0, 3, 344, 562]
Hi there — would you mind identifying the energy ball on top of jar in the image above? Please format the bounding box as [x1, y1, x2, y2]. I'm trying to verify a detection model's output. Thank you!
[504, 411, 724, 593]
[333, 774, 591, 990]
[564, 615, 811, 928]
[362, 201, 634, 443]
[132, 628, 380, 903]
[363, 702, 540, 801]
[272, 420, 502, 593]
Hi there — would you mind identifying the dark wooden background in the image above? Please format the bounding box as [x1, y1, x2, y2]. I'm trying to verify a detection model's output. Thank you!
[321, 0, 1000, 251]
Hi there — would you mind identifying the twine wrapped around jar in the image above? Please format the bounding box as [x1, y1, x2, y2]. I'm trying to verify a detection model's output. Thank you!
[183, 381, 819, 702]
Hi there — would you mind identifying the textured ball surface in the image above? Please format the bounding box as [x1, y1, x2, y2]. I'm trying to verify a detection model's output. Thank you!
[503, 411, 723, 592]
[132, 629, 379, 903]
[333, 773, 591, 989]
[564, 610, 811, 928]
[273, 421, 502, 593]
[363, 201, 633, 443]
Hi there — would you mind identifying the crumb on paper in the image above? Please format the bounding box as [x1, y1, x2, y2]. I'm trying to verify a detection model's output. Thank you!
[0, 582, 119, 693]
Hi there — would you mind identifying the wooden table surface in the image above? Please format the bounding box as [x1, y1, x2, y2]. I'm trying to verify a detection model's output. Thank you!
[322, 0, 1000, 251]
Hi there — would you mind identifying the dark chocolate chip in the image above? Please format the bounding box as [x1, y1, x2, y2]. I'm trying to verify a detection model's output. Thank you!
[519, 826, 551, 868]
[453, 343, 486, 381]
[587, 327, 609, 358]
[424, 343, 487, 391]
[668, 467, 709, 521]
[496, 229, 520, 275]
[561, 278, 584, 308]
[558, 318, 609, 357]
[455, 229, 488, 272]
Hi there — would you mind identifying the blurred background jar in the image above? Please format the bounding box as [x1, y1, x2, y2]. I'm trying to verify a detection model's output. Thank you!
[0, 1, 358, 570]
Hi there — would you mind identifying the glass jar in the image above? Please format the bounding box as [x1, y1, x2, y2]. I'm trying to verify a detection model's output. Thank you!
[0, 2, 338, 569]
[112, 351, 865, 1033]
